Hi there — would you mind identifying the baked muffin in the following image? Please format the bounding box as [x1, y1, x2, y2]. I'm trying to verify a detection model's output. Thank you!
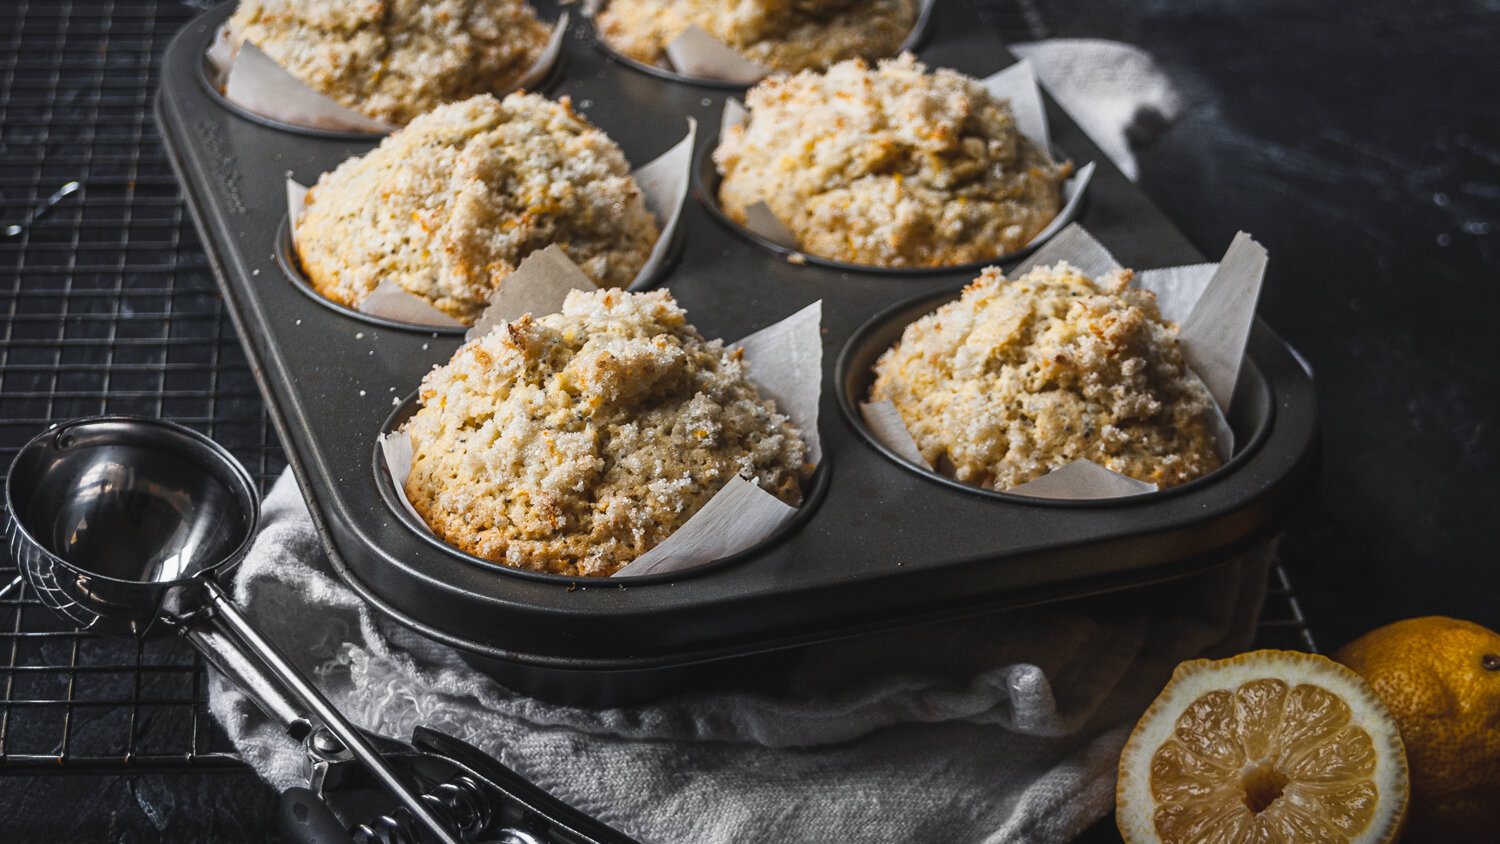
[714, 54, 1070, 268]
[401, 288, 807, 577]
[869, 262, 1220, 490]
[595, 0, 917, 75]
[225, 0, 552, 126]
[295, 93, 660, 325]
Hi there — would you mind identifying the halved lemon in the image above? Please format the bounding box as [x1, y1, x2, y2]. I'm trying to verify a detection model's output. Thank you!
[1117, 650, 1409, 843]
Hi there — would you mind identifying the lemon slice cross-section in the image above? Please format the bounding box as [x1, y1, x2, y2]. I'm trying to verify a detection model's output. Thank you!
[1117, 649, 1409, 844]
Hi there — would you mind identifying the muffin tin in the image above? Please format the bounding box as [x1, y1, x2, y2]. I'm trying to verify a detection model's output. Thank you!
[156, 0, 1318, 703]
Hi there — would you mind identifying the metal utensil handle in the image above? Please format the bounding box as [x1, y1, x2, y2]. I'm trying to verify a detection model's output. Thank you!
[197, 579, 464, 844]
[185, 622, 312, 739]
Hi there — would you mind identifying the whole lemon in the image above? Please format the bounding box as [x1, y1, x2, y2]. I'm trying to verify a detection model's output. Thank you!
[1334, 616, 1500, 841]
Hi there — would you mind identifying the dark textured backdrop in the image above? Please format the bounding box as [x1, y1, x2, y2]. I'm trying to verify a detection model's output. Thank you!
[1, 1, 1495, 840]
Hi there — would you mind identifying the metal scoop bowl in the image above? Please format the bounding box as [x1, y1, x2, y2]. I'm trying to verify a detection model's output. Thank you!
[4, 417, 633, 844]
[5, 415, 259, 636]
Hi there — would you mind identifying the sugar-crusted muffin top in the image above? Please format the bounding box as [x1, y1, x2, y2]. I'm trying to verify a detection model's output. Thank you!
[400, 288, 807, 577]
[294, 93, 659, 324]
[226, 0, 551, 125]
[869, 262, 1220, 490]
[714, 54, 1069, 268]
[595, 0, 917, 75]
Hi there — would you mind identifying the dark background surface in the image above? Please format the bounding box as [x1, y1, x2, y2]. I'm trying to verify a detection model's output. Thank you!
[986, 0, 1500, 655]
[1, 0, 1495, 841]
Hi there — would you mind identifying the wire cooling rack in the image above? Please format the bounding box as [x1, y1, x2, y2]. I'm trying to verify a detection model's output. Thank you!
[0, 0, 284, 772]
[0, 0, 1315, 775]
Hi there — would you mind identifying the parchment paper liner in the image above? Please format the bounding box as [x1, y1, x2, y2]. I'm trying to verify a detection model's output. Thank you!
[718, 59, 1096, 269]
[379, 249, 823, 578]
[285, 119, 696, 329]
[582, 0, 936, 86]
[205, 13, 569, 135]
[859, 223, 1266, 500]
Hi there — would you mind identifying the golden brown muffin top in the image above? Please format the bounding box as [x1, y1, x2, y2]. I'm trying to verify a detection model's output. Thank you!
[402, 288, 806, 576]
[870, 262, 1220, 490]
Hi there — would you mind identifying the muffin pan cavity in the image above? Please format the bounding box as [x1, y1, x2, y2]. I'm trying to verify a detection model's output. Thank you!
[374, 393, 833, 586]
[693, 53, 1094, 275]
[836, 285, 1275, 506]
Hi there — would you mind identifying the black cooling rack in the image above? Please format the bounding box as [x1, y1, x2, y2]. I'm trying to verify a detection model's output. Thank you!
[0, 0, 1313, 777]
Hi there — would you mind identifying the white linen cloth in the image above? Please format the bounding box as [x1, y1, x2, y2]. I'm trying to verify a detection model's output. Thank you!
[212, 471, 1266, 844]
[209, 44, 1253, 842]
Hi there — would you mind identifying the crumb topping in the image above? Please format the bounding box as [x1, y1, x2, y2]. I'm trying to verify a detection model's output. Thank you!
[596, 0, 917, 74]
[401, 288, 806, 576]
[226, 0, 551, 125]
[714, 54, 1070, 268]
[295, 93, 659, 324]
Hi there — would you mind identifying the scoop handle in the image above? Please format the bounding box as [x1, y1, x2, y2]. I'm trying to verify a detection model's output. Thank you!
[185, 620, 312, 738]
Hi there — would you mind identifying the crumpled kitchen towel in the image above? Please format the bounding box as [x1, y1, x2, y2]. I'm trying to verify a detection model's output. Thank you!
[209, 44, 1233, 843]
[211, 466, 1267, 844]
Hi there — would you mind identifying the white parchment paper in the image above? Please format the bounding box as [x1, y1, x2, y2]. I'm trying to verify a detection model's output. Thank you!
[666, 25, 770, 84]
[627, 118, 697, 289]
[1007, 459, 1157, 499]
[226, 42, 398, 134]
[859, 401, 927, 466]
[208, 14, 569, 134]
[861, 222, 1267, 499]
[464, 245, 598, 342]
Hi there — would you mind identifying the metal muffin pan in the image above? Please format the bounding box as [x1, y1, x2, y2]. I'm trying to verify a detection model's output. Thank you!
[156, 1, 1318, 702]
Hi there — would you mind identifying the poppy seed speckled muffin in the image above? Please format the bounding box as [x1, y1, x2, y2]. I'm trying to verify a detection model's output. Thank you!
[401, 288, 807, 577]
[295, 93, 660, 324]
[869, 262, 1220, 489]
[714, 54, 1070, 268]
[225, 0, 552, 126]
